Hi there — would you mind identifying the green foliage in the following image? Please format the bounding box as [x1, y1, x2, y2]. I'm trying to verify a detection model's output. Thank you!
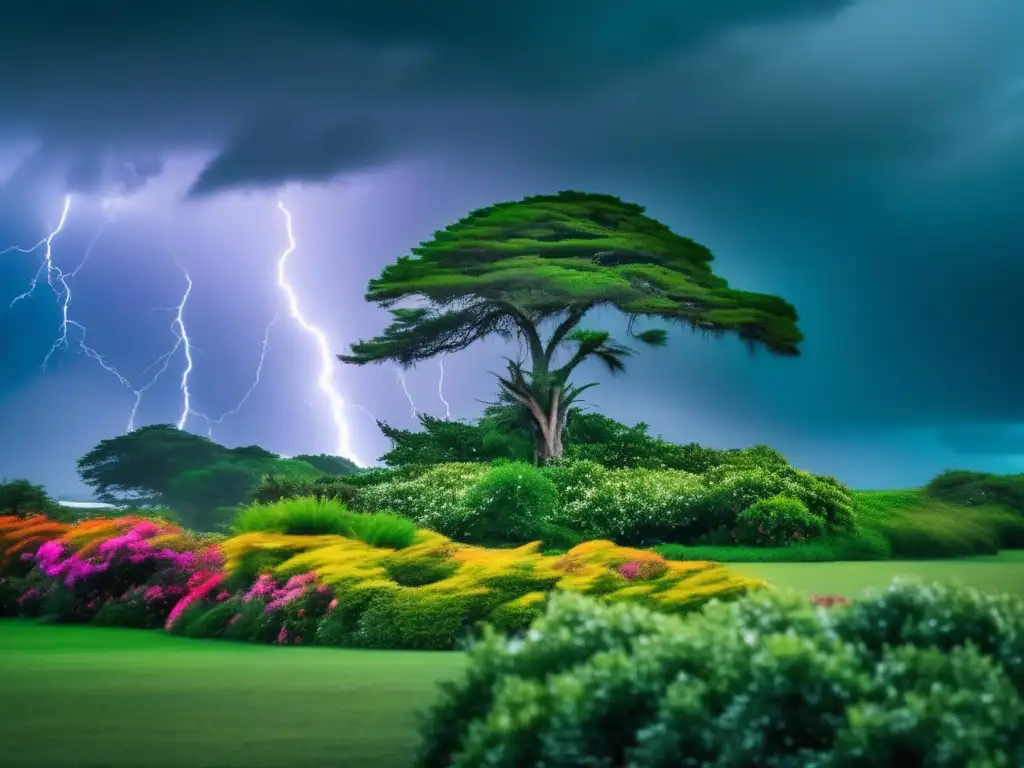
[0, 478, 59, 517]
[231, 498, 417, 550]
[734, 495, 825, 547]
[92, 595, 157, 629]
[698, 463, 854, 533]
[417, 583, 1024, 768]
[76, 424, 227, 504]
[655, 527, 893, 563]
[252, 473, 358, 506]
[460, 462, 558, 543]
[167, 461, 260, 514]
[355, 463, 488, 538]
[0, 575, 25, 616]
[343, 511, 418, 550]
[290, 454, 359, 476]
[75, 425, 321, 529]
[383, 555, 458, 587]
[926, 469, 1024, 514]
[550, 464, 706, 545]
[856, 488, 1024, 557]
[232, 498, 354, 537]
[354, 590, 480, 650]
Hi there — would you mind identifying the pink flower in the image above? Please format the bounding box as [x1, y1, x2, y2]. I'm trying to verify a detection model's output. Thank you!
[131, 520, 162, 539]
[617, 562, 641, 581]
[165, 573, 225, 630]
[327, 599, 338, 613]
[143, 585, 165, 601]
[276, 626, 289, 645]
[227, 614, 241, 627]
[244, 574, 276, 601]
[216, 590, 230, 602]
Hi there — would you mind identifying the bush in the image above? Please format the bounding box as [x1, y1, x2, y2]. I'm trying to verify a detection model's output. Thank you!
[342, 511, 417, 550]
[417, 582, 1024, 768]
[355, 463, 487, 537]
[733, 495, 825, 547]
[232, 498, 353, 536]
[550, 464, 706, 546]
[698, 464, 854, 533]
[459, 462, 558, 543]
[220, 531, 761, 649]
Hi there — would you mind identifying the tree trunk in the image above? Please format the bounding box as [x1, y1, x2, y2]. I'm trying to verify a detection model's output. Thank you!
[529, 387, 566, 465]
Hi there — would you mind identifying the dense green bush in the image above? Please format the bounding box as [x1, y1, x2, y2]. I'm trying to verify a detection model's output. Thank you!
[733, 495, 825, 547]
[550, 464, 706, 545]
[418, 581, 1024, 768]
[231, 498, 416, 549]
[232, 498, 353, 536]
[355, 463, 487, 537]
[698, 464, 854, 533]
[460, 462, 558, 543]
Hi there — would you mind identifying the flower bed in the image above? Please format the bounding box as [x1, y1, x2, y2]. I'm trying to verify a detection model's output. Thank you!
[0, 513, 763, 650]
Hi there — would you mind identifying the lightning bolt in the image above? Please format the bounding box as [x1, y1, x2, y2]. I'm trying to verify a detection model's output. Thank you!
[437, 356, 452, 419]
[197, 308, 279, 438]
[276, 200, 361, 465]
[4, 194, 72, 308]
[171, 265, 195, 430]
[395, 365, 418, 419]
[2, 196, 190, 434]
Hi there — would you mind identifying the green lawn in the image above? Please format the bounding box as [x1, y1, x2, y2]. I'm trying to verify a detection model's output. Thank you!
[0, 621, 464, 768]
[733, 550, 1024, 598]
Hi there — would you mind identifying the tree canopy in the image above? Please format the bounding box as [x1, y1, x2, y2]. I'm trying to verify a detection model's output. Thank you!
[76, 425, 329, 529]
[341, 191, 803, 462]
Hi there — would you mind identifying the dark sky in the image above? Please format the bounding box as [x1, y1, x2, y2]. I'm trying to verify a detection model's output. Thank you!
[1, 1, 1022, 496]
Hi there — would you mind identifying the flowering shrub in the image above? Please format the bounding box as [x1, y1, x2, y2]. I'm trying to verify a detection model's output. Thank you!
[417, 582, 1024, 767]
[733, 495, 825, 547]
[550, 465, 706, 545]
[214, 531, 761, 649]
[354, 463, 487, 537]
[0, 515, 71, 576]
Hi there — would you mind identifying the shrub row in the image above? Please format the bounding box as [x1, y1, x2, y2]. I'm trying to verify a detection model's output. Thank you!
[355, 460, 854, 548]
[0, 506, 763, 650]
[418, 581, 1024, 767]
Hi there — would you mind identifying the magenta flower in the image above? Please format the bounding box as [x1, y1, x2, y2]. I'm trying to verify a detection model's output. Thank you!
[165, 572, 225, 630]
[276, 626, 290, 645]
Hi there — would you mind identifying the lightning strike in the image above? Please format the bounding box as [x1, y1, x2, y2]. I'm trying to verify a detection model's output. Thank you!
[437, 356, 452, 419]
[275, 200, 361, 465]
[2, 197, 189, 434]
[198, 308, 280, 438]
[395, 366, 418, 419]
[4, 194, 72, 307]
[172, 266, 195, 430]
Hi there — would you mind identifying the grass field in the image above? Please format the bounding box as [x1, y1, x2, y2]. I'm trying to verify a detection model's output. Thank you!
[0, 621, 464, 768]
[734, 550, 1024, 597]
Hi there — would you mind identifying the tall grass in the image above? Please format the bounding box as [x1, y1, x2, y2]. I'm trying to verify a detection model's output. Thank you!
[230, 498, 417, 550]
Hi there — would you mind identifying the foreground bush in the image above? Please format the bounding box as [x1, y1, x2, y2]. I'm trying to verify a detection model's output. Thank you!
[418, 581, 1024, 767]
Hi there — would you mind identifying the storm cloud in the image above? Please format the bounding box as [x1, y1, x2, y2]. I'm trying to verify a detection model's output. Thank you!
[1, 0, 1022, 491]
